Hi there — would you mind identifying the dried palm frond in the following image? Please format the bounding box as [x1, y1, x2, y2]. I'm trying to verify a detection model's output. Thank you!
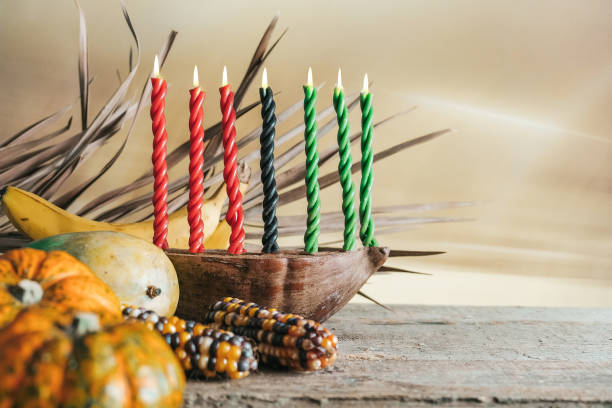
[0, 0, 472, 313]
[0, 2, 171, 233]
[357, 291, 394, 312]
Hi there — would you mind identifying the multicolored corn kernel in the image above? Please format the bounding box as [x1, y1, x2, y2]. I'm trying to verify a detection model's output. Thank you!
[121, 305, 257, 380]
[203, 297, 338, 371]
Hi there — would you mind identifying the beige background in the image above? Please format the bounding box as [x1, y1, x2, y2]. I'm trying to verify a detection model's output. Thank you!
[1, 1, 611, 306]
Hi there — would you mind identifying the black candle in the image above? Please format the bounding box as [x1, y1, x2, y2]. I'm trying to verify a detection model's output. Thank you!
[258, 68, 279, 253]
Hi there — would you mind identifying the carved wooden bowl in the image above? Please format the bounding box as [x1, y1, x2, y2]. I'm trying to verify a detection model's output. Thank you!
[165, 246, 389, 322]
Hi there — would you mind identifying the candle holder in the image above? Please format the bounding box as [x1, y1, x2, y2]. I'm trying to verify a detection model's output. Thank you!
[157, 162, 389, 322]
[165, 246, 389, 323]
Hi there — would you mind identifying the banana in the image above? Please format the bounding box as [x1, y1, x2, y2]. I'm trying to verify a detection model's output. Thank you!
[203, 219, 233, 249]
[1, 179, 249, 250]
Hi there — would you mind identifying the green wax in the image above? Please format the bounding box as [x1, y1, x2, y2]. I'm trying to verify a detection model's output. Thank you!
[333, 87, 357, 251]
[303, 85, 321, 253]
[359, 91, 378, 247]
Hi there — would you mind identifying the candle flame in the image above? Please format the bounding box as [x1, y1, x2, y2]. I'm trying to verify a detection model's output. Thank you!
[307, 67, 313, 87]
[337, 68, 342, 90]
[362, 73, 369, 94]
[222, 65, 228, 87]
[193, 65, 199, 88]
[262, 67, 269, 89]
[153, 55, 160, 78]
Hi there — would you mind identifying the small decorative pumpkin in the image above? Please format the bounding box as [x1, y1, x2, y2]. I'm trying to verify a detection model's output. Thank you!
[28, 231, 180, 316]
[0, 308, 185, 408]
[0, 247, 121, 328]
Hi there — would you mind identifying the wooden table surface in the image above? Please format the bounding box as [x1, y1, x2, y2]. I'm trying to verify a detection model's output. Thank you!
[183, 304, 612, 407]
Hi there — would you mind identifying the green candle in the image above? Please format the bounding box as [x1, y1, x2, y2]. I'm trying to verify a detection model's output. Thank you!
[333, 69, 357, 251]
[303, 67, 321, 253]
[359, 74, 378, 247]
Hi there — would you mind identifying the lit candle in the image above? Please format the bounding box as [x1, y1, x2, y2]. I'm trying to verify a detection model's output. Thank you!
[303, 67, 321, 253]
[359, 74, 378, 247]
[219, 66, 246, 254]
[150, 55, 169, 249]
[188, 66, 205, 253]
[258, 68, 279, 253]
[333, 68, 357, 251]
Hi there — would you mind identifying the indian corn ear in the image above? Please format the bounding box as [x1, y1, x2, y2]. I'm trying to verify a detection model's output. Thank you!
[121, 305, 257, 379]
[203, 297, 338, 371]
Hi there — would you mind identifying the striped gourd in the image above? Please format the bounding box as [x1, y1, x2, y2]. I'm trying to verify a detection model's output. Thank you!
[121, 305, 257, 379]
[203, 297, 338, 371]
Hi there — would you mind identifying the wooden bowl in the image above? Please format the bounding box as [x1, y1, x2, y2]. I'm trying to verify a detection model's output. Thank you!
[166, 246, 389, 322]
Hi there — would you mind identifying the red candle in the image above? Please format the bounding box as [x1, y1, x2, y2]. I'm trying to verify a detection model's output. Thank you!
[150, 55, 169, 249]
[188, 66, 205, 253]
[219, 66, 246, 254]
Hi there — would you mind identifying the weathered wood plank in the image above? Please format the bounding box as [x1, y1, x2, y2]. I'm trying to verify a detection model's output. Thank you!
[183, 304, 612, 407]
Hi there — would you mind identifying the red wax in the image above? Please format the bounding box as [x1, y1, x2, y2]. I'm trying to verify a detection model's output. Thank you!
[219, 84, 246, 254]
[188, 86, 206, 253]
[150, 77, 169, 249]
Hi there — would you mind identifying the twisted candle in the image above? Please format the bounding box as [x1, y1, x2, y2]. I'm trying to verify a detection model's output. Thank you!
[303, 68, 321, 253]
[258, 69, 279, 253]
[333, 69, 357, 251]
[219, 67, 246, 254]
[188, 66, 205, 253]
[149, 56, 169, 249]
[359, 75, 378, 247]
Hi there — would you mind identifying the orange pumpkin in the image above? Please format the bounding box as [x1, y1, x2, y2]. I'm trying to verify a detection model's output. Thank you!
[0, 308, 185, 408]
[0, 248, 121, 327]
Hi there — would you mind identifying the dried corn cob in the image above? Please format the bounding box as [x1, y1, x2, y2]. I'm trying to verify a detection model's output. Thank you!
[203, 297, 338, 371]
[121, 305, 257, 379]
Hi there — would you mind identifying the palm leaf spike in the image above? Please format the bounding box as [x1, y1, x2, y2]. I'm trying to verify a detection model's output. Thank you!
[76, 0, 88, 131]
[241, 103, 411, 218]
[241, 97, 412, 218]
[77, 102, 257, 220]
[0, 106, 72, 152]
[357, 291, 393, 312]
[377, 265, 432, 275]
[242, 98, 335, 205]
[241, 98, 350, 216]
[245, 214, 469, 239]
[36, 3, 142, 198]
[274, 128, 454, 212]
[156, 95, 311, 221]
[55, 30, 179, 211]
[75, 16, 285, 220]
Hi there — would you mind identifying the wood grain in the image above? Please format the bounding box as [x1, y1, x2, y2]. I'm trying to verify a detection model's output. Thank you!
[183, 304, 612, 407]
[167, 247, 389, 322]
